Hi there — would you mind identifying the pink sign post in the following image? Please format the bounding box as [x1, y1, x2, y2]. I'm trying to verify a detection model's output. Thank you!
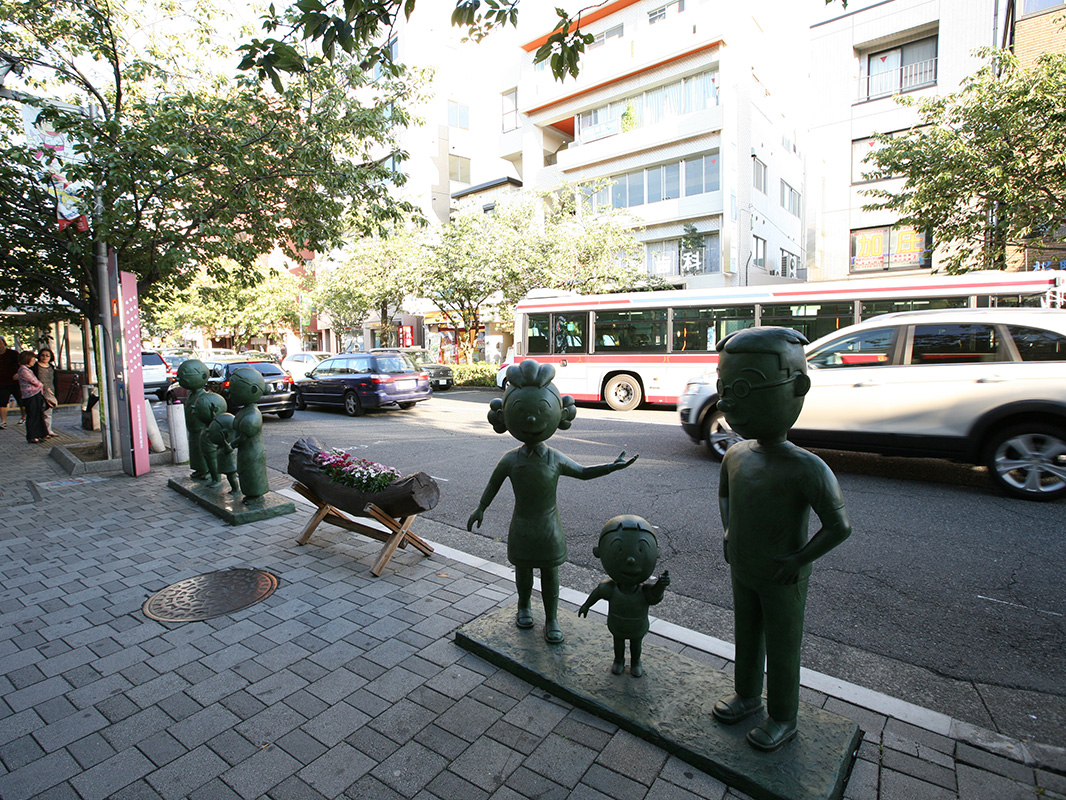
[119, 270, 150, 475]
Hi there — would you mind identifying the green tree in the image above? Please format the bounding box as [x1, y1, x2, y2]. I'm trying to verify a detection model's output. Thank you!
[146, 260, 304, 350]
[314, 231, 421, 348]
[419, 188, 662, 361]
[863, 48, 1066, 272]
[0, 0, 417, 320]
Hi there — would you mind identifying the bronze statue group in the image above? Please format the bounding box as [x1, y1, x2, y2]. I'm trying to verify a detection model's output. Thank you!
[469, 328, 851, 753]
[176, 325, 852, 754]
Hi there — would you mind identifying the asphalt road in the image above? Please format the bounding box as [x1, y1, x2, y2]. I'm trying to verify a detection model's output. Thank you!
[154, 389, 1066, 746]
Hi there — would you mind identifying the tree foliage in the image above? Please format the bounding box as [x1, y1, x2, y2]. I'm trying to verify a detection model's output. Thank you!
[144, 260, 304, 350]
[415, 188, 664, 361]
[863, 48, 1066, 272]
[0, 0, 417, 320]
[314, 230, 421, 346]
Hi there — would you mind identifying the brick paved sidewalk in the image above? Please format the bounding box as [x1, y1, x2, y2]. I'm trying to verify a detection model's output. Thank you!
[0, 409, 1063, 800]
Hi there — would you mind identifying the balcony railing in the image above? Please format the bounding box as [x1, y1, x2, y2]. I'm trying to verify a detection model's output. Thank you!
[859, 57, 937, 101]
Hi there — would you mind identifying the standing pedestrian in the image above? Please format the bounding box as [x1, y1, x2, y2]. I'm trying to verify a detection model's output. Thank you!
[0, 337, 23, 430]
[16, 351, 47, 443]
[34, 348, 58, 437]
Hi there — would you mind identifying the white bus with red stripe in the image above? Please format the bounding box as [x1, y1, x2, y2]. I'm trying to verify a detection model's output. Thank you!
[508, 270, 1066, 410]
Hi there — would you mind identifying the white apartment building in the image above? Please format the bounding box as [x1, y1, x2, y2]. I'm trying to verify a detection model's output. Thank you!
[492, 0, 807, 289]
[806, 0, 1007, 281]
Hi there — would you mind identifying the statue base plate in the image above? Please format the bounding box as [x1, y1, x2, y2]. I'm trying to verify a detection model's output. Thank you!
[167, 476, 295, 525]
[456, 603, 860, 800]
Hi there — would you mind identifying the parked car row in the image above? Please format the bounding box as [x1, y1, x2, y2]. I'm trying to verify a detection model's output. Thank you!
[678, 308, 1066, 501]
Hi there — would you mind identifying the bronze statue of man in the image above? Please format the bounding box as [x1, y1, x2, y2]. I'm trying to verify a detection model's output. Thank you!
[712, 327, 851, 752]
[227, 367, 269, 504]
[468, 359, 636, 644]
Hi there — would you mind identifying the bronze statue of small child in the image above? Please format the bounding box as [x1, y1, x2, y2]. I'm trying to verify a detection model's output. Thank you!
[579, 514, 670, 677]
[468, 359, 637, 644]
[712, 326, 851, 752]
[194, 392, 239, 494]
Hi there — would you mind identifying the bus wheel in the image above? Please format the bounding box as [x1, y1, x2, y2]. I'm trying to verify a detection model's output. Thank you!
[603, 375, 642, 411]
[704, 409, 743, 461]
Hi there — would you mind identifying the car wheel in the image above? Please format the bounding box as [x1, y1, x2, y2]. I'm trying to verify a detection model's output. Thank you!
[985, 423, 1066, 501]
[276, 409, 295, 419]
[295, 391, 307, 410]
[603, 374, 642, 411]
[500, 378, 509, 391]
[703, 408, 743, 462]
[398, 402, 415, 409]
[343, 391, 364, 417]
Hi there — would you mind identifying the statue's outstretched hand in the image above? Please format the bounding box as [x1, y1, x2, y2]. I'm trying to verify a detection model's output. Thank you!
[577, 603, 591, 618]
[613, 451, 638, 470]
[657, 570, 671, 588]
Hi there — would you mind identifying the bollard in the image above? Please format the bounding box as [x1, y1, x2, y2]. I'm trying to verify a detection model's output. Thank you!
[168, 400, 189, 464]
[144, 398, 167, 453]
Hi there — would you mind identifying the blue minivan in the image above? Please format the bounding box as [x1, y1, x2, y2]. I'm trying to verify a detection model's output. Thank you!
[295, 353, 431, 416]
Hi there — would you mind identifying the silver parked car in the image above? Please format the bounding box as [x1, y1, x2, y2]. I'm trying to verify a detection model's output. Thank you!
[679, 307, 1066, 501]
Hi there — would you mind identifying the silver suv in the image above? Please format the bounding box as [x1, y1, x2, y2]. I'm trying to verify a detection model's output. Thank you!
[679, 308, 1066, 501]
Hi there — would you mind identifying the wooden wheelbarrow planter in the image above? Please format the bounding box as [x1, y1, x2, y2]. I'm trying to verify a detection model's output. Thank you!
[287, 438, 439, 576]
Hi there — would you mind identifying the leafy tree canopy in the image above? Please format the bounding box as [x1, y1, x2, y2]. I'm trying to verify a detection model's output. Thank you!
[0, 0, 418, 320]
[863, 48, 1066, 273]
[144, 259, 304, 350]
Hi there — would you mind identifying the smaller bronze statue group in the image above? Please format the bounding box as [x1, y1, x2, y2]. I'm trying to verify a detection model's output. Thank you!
[470, 326, 851, 754]
[176, 360, 270, 504]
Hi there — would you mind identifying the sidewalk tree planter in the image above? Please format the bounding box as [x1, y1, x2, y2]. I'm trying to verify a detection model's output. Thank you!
[287, 437, 438, 575]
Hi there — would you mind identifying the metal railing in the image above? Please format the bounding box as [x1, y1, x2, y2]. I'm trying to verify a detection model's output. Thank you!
[860, 57, 937, 101]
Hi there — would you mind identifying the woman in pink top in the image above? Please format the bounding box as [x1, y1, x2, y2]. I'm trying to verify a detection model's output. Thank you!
[17, 351, 47, 443]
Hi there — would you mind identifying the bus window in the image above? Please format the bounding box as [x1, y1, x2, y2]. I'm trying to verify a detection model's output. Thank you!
[761, 302, 854, 342]
[553, 313, 587, 354]
[528, 314, 551, 355]
[595, 309, 667, 352]
[860, 297, 966, 319]
[673, 306, 755, 350]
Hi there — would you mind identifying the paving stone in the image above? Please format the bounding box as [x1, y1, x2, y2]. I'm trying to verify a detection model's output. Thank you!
[247, 668, 309, 705]
[0, 733, 46, 770]
[500, 694, 570, 739]
[428, 768, 491, 800]
[299, 742, 376, 797]
[364, 665, 428, 703]
[302, 700, 371, 747]
[108, 778, 166, 800]
[369, 698, 437, 744]
[4, 674, 73, 713]
[135, 729, 188, 768]
[235, 702, 307, 747]
[503, 765, 570, 800]
[97, 692, 141, 723]
[28, 781, 83, 800]
[207, 729, 260, 766]
[524, 732, 599, 788]
[879, 767, 956, 800]
[344, 773, 408, 800]
[957, 742, 1036, 784]
[277, 728, 330, 763]
[304, 666, 365, 705]
[67, 672, 134, 710]
[843, 757, 880, 800]
[33, 706, 109, 752]
[220, 689, 268, 720]
[595, 727, 670, 785]
[168, 703, 242, 749]
[484, 718, 543, 755]
[644, 777, 721, 800]
[372, 740, 450, 798]
[348, 725, 403, 762]
[70, 745, 155, 800]
[146, 744, 230, 800]
[100, 706, 174, 751]
[448, 736, 525, 793]
[823, 698, 888, 739]
[221, 744, 302, 800]
[657, 754, 731, 800]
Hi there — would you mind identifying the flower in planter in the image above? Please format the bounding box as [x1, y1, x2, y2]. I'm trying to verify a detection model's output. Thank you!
[312, 449, 402, 493]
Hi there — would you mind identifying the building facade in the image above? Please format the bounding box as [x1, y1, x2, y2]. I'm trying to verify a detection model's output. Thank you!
[806, 0, 1007, 281]
[496, 0, 806, 290]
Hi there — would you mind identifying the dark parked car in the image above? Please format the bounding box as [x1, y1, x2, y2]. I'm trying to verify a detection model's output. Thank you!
[296, 353, 431, 416]
[372, 347, 454, 390]
[166, 358, 297, 418]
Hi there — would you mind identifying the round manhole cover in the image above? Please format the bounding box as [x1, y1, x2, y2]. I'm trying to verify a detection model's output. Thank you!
[143, 569, 279, 622]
